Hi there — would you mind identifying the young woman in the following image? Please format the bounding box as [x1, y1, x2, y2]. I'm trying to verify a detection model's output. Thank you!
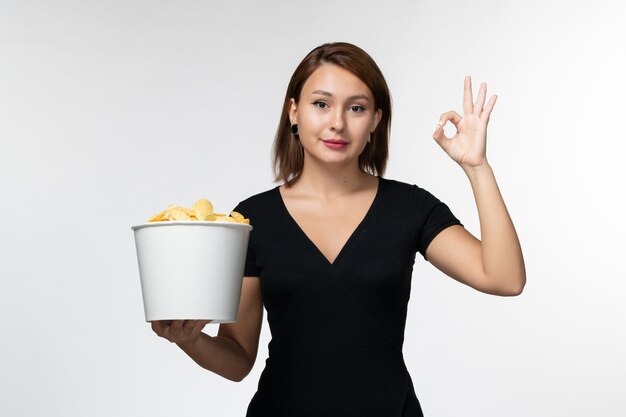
[151, 42, 526, 416]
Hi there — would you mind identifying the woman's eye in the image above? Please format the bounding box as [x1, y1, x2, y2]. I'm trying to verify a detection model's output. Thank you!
[350, 105, 365, 112]
[314, 101, 327, 109]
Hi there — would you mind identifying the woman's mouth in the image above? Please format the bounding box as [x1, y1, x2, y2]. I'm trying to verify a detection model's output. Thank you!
[322, 139, 348, 149]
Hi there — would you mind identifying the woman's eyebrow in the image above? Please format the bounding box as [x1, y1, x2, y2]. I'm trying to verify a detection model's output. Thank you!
[311, 90, 371, 101]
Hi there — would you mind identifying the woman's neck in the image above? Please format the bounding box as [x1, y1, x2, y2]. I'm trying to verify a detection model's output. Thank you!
[286, 159, 376, 198]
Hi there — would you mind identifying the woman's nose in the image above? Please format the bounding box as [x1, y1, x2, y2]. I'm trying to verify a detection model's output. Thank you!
[330, 109, 345, 132]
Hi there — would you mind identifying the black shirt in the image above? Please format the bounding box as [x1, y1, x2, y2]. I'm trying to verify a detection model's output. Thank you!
[234, 177, 462, 417]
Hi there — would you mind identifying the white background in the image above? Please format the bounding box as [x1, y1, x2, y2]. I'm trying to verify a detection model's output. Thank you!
[1, 1, 625, 416]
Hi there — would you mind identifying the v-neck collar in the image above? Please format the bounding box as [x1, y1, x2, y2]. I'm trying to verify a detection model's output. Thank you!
[275, 177, 384, 268]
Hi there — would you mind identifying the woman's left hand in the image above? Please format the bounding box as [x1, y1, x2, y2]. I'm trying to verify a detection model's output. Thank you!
[433, 76, 497, 169]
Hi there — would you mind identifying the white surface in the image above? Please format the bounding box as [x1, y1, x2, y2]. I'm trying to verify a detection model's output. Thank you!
[1, 1, 625, 416]
[132, 221, 251, 322]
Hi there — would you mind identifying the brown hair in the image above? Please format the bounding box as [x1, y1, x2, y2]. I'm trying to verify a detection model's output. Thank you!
[272, 42, 392, 185]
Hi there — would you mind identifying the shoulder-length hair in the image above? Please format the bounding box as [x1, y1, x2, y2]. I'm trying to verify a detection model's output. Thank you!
[272, 42, 392, 185]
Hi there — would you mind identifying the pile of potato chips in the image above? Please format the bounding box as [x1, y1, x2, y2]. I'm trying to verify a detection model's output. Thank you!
[148, 198, 250, 224]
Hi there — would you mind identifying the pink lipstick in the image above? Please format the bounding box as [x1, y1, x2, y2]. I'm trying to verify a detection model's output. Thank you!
[322, 139, 348, 149]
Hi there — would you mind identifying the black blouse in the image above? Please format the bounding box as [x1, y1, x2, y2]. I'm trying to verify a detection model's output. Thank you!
[234, 177, 462, 417]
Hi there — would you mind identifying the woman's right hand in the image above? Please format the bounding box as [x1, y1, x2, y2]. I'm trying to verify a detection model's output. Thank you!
[151, 320, 212, 346]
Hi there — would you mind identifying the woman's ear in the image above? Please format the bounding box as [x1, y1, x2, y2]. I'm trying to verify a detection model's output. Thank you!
[289, 98, 298, 125]
[373, 108, 382, 131]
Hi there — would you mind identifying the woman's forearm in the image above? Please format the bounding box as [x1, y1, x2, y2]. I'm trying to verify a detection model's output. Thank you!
[463, 163, 526, 295]
[177, 334, 252, 382]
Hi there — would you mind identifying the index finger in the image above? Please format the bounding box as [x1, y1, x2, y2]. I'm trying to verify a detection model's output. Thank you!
[192, 320, 212, 333]
[463, 75, 474, 116]
[151, 320, 170, 338]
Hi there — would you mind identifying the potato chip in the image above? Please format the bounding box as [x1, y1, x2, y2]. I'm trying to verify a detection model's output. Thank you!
[146, 199, 250, 225]
[216, 216, 234, 222]
[192, 198, 214, 220]
[230, 211, 244, 222]
[168, 208, 190, 221]
[148, 210, 167, 222]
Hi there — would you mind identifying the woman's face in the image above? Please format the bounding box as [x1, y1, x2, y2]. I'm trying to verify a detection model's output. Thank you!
[290, 64, 382, 170]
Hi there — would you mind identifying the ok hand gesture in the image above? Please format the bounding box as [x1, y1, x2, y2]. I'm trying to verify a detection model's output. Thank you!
[433, 76, 497, 169]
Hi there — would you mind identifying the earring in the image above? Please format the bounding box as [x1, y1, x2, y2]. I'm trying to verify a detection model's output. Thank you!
[367, 132, 373, 143]
[291, 124, 299, 136]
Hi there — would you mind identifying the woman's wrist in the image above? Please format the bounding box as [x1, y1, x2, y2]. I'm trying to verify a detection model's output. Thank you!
[177, 332, 211, 350]
[461, 160, 492, 179]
